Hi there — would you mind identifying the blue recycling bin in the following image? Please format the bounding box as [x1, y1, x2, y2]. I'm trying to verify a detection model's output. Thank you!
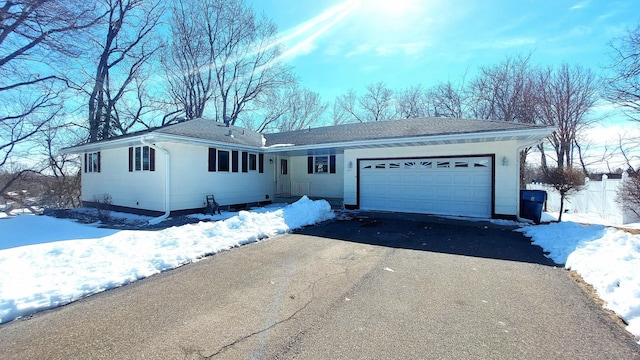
[520, 190, 547, 224]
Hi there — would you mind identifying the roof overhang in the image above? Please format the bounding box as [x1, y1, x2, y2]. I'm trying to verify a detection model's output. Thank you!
[62, 126, 555, 156]
[262, 126, 556, 156]
[60, 132, 264, 154]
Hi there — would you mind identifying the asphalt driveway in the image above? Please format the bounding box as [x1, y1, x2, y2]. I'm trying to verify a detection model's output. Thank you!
[1, 212, 639, 359]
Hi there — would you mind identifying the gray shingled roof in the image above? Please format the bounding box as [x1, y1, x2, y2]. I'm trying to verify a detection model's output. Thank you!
[63, 116, 551, 154]
[156, 118, 264, 147]
[263, 117, 548, 147]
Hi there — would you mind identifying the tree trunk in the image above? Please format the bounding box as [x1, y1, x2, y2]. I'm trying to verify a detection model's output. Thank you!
[557, 192, 565, 222]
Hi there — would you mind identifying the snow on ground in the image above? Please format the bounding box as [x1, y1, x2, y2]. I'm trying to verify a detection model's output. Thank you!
[518, 213, 640, 343]
[0, 215, 119, 250]
[1, 198, 639, 344]
[0, 196, 334, 324]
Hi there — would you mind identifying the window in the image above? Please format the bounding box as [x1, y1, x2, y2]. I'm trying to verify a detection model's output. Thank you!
[135, 147, 141, 171]
[129, 146, 155, 172]
[249, 153, 257, 171]
[142, 146, 150, 170]
[307, 155, 336, 174]
[259, 154, 264, 173]
[437, 161, 450, 168]
[280, 159, 288, 175]
[242, 152, 248, 172]
[455, 161, 469, 168]
[208, 148, 216, 172]
[84, 152, 101, 173]
[218, 150, 230, 171]
[316, 156, 328, 173]
[232, 151, 239, 172]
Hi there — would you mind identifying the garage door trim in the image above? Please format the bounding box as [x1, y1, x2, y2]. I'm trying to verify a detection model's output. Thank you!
[356, 154, 496, 218]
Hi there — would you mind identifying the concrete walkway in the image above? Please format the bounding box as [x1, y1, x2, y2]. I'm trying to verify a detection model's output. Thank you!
[1, 214, 639, 359]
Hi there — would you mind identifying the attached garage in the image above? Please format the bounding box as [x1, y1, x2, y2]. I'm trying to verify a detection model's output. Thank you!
[358, 156, 494, 218]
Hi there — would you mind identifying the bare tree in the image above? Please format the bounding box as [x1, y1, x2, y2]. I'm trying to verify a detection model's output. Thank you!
[330, 99, 349, 125]
[536, 64, 599, 170]
[244, 88, 289, 132]
[618, 172, 640, 218]
[396, 84, 432, 118]
[85, 0, 164, 142]
[359, 82, 396, 121]
[1, 0, 103, 166]
[335, 89, 363, 123]
[606, 24, 640, 122]
[543, 166, 586, 222]
[468, 54, 537, 122]
[242, 85, 327, 133]
[163, 0, 215, 121]
[615, 134, 640, 219]
[38, 122, 81, 208]
[276, 88, 327, 132]
[165, 0, 292, 126]
[428, 81, 466, 118]
[466, 54, 541, 185]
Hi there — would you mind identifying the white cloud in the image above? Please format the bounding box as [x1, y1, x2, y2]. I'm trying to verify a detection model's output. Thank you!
[570, 1, 588, 10]
[472, 37, 537, 49]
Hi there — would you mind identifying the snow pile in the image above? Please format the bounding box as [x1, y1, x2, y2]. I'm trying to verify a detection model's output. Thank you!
[0, 196, 334, 324]
[518, 222, 640, 343]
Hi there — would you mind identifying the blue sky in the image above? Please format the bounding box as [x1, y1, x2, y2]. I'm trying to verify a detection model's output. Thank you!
[250, 0, 639, 101]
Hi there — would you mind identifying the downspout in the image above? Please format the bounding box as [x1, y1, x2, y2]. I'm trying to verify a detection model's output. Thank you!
[141, 137, 170, 225]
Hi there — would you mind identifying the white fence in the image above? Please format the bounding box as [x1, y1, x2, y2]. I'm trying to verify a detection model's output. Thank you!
[526, 173, 639, 225]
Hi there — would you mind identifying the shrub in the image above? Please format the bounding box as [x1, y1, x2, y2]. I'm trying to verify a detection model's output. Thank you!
[93, 193, 113, 221]
[543, 167, 586, 222]
[618, 172, 640, 218]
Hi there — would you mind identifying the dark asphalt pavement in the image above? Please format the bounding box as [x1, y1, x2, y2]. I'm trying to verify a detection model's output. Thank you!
[1, 212, 639, 359]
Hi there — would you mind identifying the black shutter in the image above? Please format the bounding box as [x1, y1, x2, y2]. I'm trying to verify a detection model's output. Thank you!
[307, 156, 313, 174]
[97, 152, 101, 173]
[84, 153, 88, 173]
[242, 151, 248, 172]
[150, 148, 155, 172]
[208, 148, 216, 172]
[232, 150, 239, 172]
[128, 147, 133, 172]
[259, 154, 264, 173]
[329, 155, 336, 174]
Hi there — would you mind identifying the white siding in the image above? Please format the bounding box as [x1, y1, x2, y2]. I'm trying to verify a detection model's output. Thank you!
[82, 142, 275, 213]
[288, 154, 344, 198]
[165, 143, 274, 211]
[343, 141, 521, 217]
[82, 147, 165, 212]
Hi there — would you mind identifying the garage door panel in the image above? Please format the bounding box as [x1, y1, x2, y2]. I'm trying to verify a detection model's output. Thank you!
[359, 157, 492, 217]
[453, 174, 471, 185]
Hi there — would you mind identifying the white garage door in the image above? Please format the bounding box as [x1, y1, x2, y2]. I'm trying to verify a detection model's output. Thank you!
[359, 157, 493, 217]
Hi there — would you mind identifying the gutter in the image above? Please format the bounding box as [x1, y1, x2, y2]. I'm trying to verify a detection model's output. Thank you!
[261, 126, 557, 154]
[141, 137, 171, 225]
